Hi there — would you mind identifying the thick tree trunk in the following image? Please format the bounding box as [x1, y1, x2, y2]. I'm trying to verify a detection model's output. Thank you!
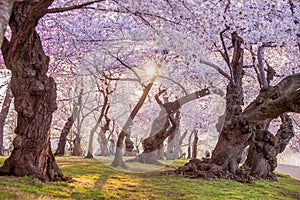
[210, 33, 246, 173]
[243, 114, 295, 180]
[0, 1, 66, 181]
[169, 32, 300, 182]
[0, 84, 12, 156]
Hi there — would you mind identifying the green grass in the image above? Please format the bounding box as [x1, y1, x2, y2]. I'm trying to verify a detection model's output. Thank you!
[0, 157, 299, 199]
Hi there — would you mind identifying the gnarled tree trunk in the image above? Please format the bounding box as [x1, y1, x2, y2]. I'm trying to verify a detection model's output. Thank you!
[243, 113, 295, 180]
[128, 89, 209, 165]
[210, 33, 247, 174]
[0, 1, 66, 181]
[170, 33, 300, 182]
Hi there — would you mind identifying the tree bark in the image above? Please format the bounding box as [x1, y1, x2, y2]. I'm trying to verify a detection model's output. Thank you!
[0, 84, 12, 156]
[210, 33, 246, 174]
[55, 112, 76, 156]
[243, 114, 295, 180]
[0, 1, 67, 181]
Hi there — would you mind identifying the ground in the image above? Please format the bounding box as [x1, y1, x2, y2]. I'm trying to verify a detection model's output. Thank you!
[0, 156, 299, 199]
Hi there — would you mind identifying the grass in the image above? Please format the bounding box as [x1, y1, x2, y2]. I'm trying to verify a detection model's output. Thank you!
[0, 157, 299, 199]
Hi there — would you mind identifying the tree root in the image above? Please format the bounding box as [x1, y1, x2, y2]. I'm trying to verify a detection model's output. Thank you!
[161, 159, 255, 183]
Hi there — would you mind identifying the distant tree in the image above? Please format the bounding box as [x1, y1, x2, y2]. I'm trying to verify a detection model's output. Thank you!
[0, 84, 12, 156]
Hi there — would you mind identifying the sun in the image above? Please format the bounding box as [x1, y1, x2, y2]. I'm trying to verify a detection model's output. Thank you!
[143, 61, 157, 77]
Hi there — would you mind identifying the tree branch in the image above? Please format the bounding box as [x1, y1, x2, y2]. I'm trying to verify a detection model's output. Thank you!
[199, 59, 231, 80]
[47, 0, 105, 13]
[243, 73, 300, 122]
[257, 46, 268, 88]
[158, 75, 188, 95]
[220, 27, 232, 78]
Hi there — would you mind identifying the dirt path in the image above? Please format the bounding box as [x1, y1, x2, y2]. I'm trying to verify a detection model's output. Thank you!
[276, 164, 300, 181]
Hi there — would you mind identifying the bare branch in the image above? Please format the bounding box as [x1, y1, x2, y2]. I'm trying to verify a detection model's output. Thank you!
[220, 27, 232, 78]
[47, 0, 105, 13]
[102, 73, 140, 82]
[158, 75, 188, 95]
[199, 59, 231, 80]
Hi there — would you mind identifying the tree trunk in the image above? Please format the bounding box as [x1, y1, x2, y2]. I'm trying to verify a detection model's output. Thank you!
[130, 89, 209, 165]
[72, 135, 82, 156]
[210, 33, 246, 174]
[0, 1, 67, 181]
[178, 129, 188, 157]
[86, 90, 109, 158]
[55, 110, 77, 156]
[124, 134, 135, 156]
[0, 84, 12, 156]
[111, 82, 154, 168]
[243, 114, 295, 180]
[166, 111, 181, 160]
[187, 131, 193, 159]
[98, 127, 109, 156]
[192, 131, 198, 159]
[55, 83, 82, 156]
[170, 33, 300, 182]
[97, 114, 110, 156]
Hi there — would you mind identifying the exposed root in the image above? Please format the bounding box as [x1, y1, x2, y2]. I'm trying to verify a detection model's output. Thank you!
[161, 159, 255, 183]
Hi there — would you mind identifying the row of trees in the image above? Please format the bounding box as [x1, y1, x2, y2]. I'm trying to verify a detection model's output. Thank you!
[0, 0, 299, 182]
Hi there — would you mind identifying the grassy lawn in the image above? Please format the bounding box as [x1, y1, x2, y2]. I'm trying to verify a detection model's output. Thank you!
[0, 157, 299, 199]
